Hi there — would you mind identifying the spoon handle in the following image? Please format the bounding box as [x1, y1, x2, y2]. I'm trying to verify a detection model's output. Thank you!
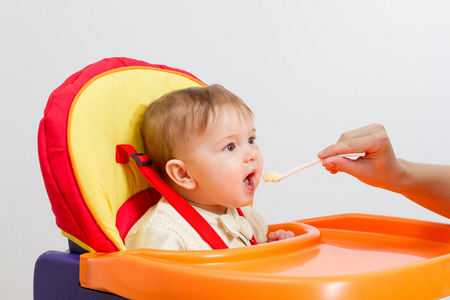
[276, 152, 365, 181]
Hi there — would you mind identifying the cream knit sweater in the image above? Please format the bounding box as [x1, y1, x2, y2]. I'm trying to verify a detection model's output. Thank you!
[125, 198, 268, 250]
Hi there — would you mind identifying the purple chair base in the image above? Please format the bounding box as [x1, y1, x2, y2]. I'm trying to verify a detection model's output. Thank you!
[34, 250, 126, 299]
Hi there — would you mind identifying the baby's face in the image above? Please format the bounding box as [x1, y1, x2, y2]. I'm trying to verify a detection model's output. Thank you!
[181, 110, 263, 214]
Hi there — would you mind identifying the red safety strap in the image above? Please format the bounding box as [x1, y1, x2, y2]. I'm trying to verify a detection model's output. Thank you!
[116, 144, 229, 250]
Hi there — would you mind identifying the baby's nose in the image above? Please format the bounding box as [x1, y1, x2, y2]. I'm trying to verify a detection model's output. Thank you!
[245, 151, 257, 162]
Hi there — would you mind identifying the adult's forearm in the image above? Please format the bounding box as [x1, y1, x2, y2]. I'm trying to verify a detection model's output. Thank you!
[393, 160, 450, 218]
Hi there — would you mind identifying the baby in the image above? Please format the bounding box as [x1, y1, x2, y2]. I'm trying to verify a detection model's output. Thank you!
[125, 84, 294, 250]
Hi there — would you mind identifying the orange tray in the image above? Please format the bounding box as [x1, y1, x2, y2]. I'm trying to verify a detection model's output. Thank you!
[80, 214, 450, 299]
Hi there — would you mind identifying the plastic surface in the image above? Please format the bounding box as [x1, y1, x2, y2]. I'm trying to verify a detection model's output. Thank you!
[34, 250, 125, 300]
[79, 214, 450, 300]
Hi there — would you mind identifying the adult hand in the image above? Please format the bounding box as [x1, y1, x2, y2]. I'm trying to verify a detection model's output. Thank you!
[317, 124, 406, 191]
[318, 124, 450, 218]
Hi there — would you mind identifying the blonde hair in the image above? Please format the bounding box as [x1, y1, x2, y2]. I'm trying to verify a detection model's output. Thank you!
[141, 84, 253, 181]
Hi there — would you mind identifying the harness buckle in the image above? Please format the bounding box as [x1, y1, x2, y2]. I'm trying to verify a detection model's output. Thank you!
[130, 153, 153, 167]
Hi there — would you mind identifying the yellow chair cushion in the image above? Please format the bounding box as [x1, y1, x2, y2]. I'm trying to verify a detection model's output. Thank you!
[68, 66, 204, 250]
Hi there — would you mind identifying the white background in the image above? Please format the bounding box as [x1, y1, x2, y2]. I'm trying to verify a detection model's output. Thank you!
[1, 1, 449, 299]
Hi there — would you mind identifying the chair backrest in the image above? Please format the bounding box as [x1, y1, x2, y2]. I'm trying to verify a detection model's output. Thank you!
[38, 57, 205, 252]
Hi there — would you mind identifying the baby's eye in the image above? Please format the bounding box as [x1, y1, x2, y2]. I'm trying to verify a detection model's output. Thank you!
[225, 143, 236, 151]
[248, 137, 256, 144]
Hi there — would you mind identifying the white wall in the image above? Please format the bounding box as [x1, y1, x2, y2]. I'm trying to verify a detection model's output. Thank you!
[1, 1, 449, 298]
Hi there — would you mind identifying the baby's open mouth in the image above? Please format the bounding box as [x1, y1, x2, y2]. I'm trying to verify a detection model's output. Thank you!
[243, 172, 256, 191]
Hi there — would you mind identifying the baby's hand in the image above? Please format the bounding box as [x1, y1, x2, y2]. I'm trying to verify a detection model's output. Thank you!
[267, 229, 295, 242]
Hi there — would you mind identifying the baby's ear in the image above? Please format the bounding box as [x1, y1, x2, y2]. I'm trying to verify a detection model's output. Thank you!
[165, 159, 196, 190]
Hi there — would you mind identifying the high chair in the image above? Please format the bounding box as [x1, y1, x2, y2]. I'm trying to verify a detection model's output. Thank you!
[34, 57, 450, 300]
